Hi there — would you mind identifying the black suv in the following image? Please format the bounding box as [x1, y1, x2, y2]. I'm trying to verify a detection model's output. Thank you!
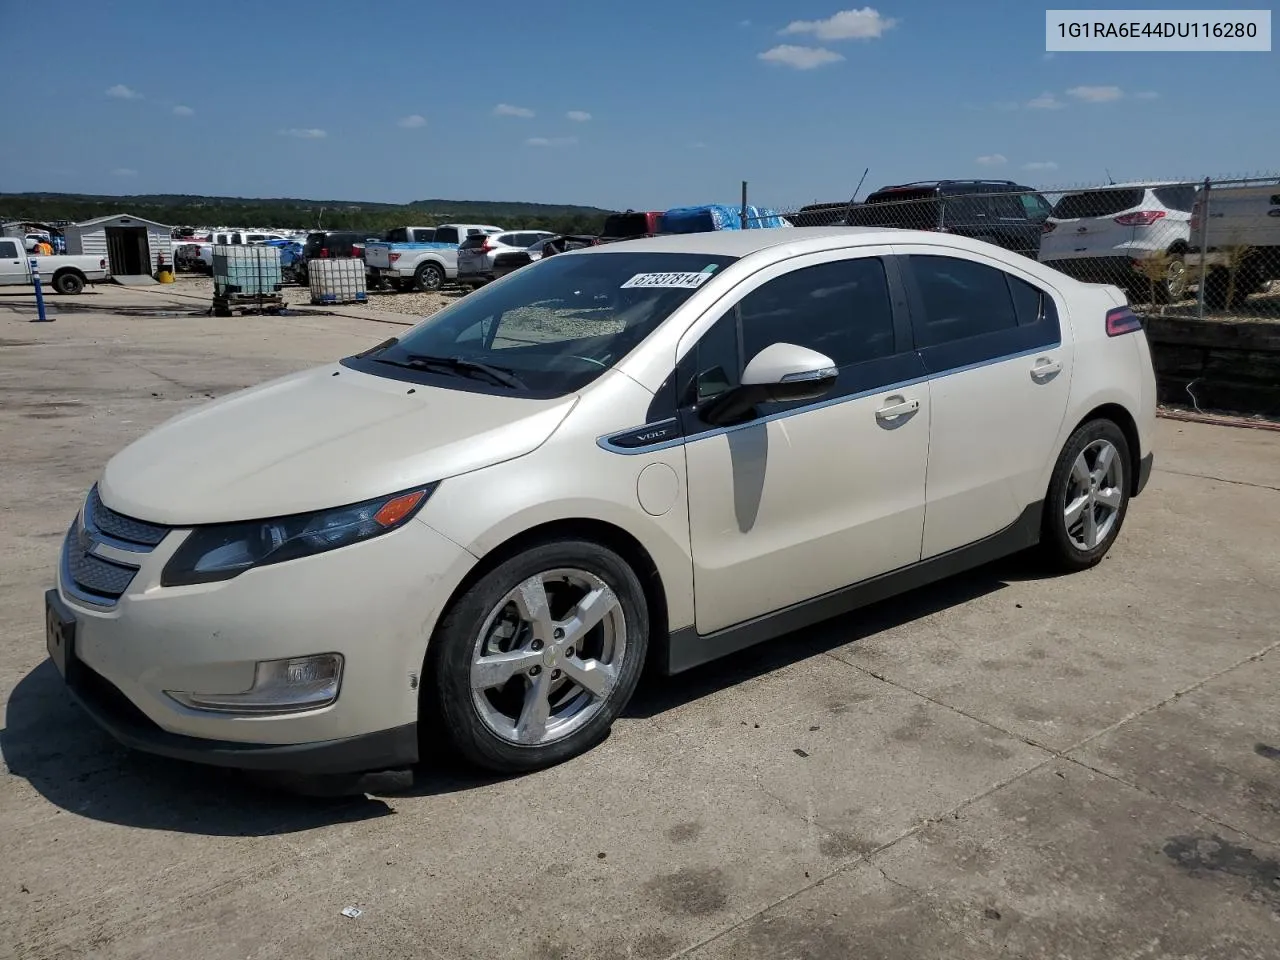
[847, 180, 1053, 258]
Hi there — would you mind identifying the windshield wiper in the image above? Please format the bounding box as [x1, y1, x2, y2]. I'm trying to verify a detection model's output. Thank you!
[382, 353, 528, 390]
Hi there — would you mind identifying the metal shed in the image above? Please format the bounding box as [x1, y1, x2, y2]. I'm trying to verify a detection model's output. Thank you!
[63, 213, 173, 284]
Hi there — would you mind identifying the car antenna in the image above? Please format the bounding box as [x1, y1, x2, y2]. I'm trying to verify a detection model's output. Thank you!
[1105, 169, 1115, 185]
[844, 167, 870, 224]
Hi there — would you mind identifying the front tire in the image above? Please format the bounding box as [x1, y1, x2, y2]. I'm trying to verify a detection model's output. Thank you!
[428, 539, 649, 773]
[1041, 419, 1132, 572]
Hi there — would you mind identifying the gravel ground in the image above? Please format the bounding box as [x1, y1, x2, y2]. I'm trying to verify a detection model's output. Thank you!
[175, 274, 458, 319]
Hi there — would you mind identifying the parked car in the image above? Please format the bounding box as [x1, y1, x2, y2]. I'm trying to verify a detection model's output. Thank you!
[1185, 181, 1280, 309]
[364, 223, 504, 292]
[489, 234, 602, 282]
[601, 210, 664, 240]
[297, 229, 382, 284]
[1038, 182, 1195, 302]
[791, 202, 853, 227]
[848, 180, 1051, 259]
[45, 226, 1156, 781]
[0, 237, 109, 293]
[457, 230, 557, 288]
[382, 226, 439, 244]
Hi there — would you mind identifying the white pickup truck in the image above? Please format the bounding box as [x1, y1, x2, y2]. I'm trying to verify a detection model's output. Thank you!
[1187, 182, 1280, 309]
[0, 237, 109, 294]
[364, 222, 504, 292]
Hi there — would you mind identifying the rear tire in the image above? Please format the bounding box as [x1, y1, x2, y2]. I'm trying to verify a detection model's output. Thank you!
[414, 262, 444, 292]
[1040, 419, 1132, 572]
[52, 271, 84, 295]
[427, 539, 649, 773]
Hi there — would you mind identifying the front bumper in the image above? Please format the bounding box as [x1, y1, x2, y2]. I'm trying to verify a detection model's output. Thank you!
[49, 505, 474, 773]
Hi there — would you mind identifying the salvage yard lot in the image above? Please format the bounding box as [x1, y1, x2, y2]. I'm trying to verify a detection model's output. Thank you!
[1, 286, 1279, 960]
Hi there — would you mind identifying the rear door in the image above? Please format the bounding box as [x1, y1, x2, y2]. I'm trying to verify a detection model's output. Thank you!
[457, 234, 490, 273]
[895, 246, 1072, 557]
[0, 239, 27, 284]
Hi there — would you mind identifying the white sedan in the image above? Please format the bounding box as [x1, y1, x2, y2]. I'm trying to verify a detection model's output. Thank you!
[46, 227, 1157, 780]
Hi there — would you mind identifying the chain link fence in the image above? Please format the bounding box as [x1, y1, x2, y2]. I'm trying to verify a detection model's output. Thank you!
[760, 175, 1280, 321]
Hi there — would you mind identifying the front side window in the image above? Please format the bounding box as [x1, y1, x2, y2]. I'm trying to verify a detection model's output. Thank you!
[346, 251, 737, 397]
[0, 240, 19, 258]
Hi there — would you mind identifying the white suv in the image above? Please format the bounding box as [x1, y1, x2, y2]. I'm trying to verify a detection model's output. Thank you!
[1039, 182, 1196, 302]
[457, 230, 557, 288]
[46, 228, 1157, 781]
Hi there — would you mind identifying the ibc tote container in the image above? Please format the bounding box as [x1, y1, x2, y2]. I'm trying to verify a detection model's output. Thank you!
[212, 245, 283, 297]
[309, 258, 368, 304]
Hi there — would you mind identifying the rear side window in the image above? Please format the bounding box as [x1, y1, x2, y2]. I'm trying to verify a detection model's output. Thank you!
[739, 258, 898, 369]
[434, 227, 460, 244]
[909, 256, 1017, 347]
[1020, 193, 1053, 221]
[386, 228, 408, 242]
[850, 190, 940, 230]
[1153, 185, 1196, 212]
[411, 229, 435, 242]
[1051, 189, 1144, 219]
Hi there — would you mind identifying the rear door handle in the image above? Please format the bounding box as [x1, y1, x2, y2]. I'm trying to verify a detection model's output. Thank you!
[1030, 358, 1062, 380]
[875, 397, 920, 421]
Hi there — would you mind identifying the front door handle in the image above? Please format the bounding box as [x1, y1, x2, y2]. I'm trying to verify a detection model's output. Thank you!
[1030, 357, 1062, 381]
[875, 397, 920, 421]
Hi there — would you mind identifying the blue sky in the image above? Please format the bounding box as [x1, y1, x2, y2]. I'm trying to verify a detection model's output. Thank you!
[1, 1, 1275, 211]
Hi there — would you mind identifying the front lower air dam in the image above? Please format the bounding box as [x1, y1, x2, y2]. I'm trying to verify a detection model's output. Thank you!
[165, 654, 343, 715]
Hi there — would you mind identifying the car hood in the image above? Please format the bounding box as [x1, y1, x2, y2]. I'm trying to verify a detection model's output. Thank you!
[100, 364, 577, 525]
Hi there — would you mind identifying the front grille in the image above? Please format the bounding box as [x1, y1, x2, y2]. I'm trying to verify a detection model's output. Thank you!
[62, 525, 139, 603]
[86, 485, 169, 547]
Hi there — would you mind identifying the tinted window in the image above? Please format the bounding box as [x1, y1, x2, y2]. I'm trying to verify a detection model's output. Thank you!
[1153, 185, 1196, 212]
[411, 228, 436, 242]
[986, 194, 1027, 219]
[685, 311, 741, 403]
[908, 256, 1017, 347]
[459, 235, 488, 251]
[603, 213, 653, 238]
[1009, 275, 1048, 326]
[850, 190, 940, 229]
[386, 228, 408, 243]
[1020, 193, 1053, 221]
[738, 259, 897, 370]
[1050, 189, 1144, 219]
[434, 226, 460, 244]
[0, 239, 19, 258]
[349, 252, 738, 397]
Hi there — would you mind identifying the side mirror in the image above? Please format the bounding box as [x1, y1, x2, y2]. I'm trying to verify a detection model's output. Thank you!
[699, 342, 838, 426]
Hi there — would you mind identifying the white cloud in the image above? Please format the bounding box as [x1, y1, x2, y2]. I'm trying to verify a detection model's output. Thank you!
[1068, 84, 1123, 102]
[106, 84, 141, 100]
[172, 105, 194, 116]
[525, 136, 577, 147]
[397, 114, 427, 128]
[111, 168, 138, 177]
[494, 103, 535, 118]
[780, 7, 897, 40]
[758, 44, 845, 69]
[739, 19, 752, 27]
[1027, 91, 1066, 109]
[690, 141, 708, 149]
[279, 127, 327, 139]
[566, 110, 592, 122]
[976, 154, 1008, 166]
[1023, 161, 1059, 171]
[1134, 90, 1160, 100]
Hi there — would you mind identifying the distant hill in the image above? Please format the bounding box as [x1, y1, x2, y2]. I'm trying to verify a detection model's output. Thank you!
[0, 192, 617, 235]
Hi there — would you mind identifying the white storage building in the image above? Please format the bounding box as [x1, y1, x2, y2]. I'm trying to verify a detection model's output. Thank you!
[63, 213, 173, 283]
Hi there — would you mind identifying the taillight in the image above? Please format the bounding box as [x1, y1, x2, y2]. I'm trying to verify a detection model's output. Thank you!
[320, 247, 329, 257]
[480, 240, 495, 253]
[1042, 221, 1057, 234]
[1106, 306, 1143, 337]
[389, 252, 401, 264]
[1114, 210, 1166, 226]
[99, 258, 107, 268]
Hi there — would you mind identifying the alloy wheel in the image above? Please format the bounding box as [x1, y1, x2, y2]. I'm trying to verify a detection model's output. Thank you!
[469, 568, 626, 746]
[1064, 438, 1124, 551]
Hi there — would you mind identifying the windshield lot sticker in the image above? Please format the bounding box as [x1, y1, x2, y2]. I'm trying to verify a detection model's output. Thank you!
[621, 272, 714, 289]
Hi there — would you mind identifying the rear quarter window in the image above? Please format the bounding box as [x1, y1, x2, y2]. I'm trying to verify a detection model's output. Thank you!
[1153, 185, 1197, 212]
[435, 227, 460, 244]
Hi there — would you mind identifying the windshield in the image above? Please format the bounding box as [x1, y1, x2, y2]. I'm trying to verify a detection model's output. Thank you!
[346, 251, 737, 397]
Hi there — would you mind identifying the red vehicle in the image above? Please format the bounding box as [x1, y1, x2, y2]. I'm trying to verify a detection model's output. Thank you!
[601, 210, 663, 241]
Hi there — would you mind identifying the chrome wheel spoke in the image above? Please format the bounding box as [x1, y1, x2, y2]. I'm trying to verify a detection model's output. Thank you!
[1064, 493, 1090, 528]
[1071, 455, 1091, 490]
[561, 656, 617, 699]
[472, 649, 540, 691]
[1095, 487, 1123, 510]
[512, 575, 555, 643]
[1083, 500, 1099, 548]
[1093, 443, 1115, 482]
[560, 585, 619, 646]
[515, 669, 554, 744]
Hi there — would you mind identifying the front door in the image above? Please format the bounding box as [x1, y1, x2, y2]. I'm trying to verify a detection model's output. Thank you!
[680, 250, 932, 635]
[0, 239, 26, 285]
[894, 247, 1073, 558]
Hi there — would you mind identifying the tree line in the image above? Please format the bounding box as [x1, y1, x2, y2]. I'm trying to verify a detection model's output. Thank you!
[0, 193, 616, 236]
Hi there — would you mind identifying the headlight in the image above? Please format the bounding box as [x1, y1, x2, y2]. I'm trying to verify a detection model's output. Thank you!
[161, 484, 436, 587]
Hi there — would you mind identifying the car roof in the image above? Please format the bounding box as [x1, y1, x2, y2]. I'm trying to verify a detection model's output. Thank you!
[572, 226, 1010, 259]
